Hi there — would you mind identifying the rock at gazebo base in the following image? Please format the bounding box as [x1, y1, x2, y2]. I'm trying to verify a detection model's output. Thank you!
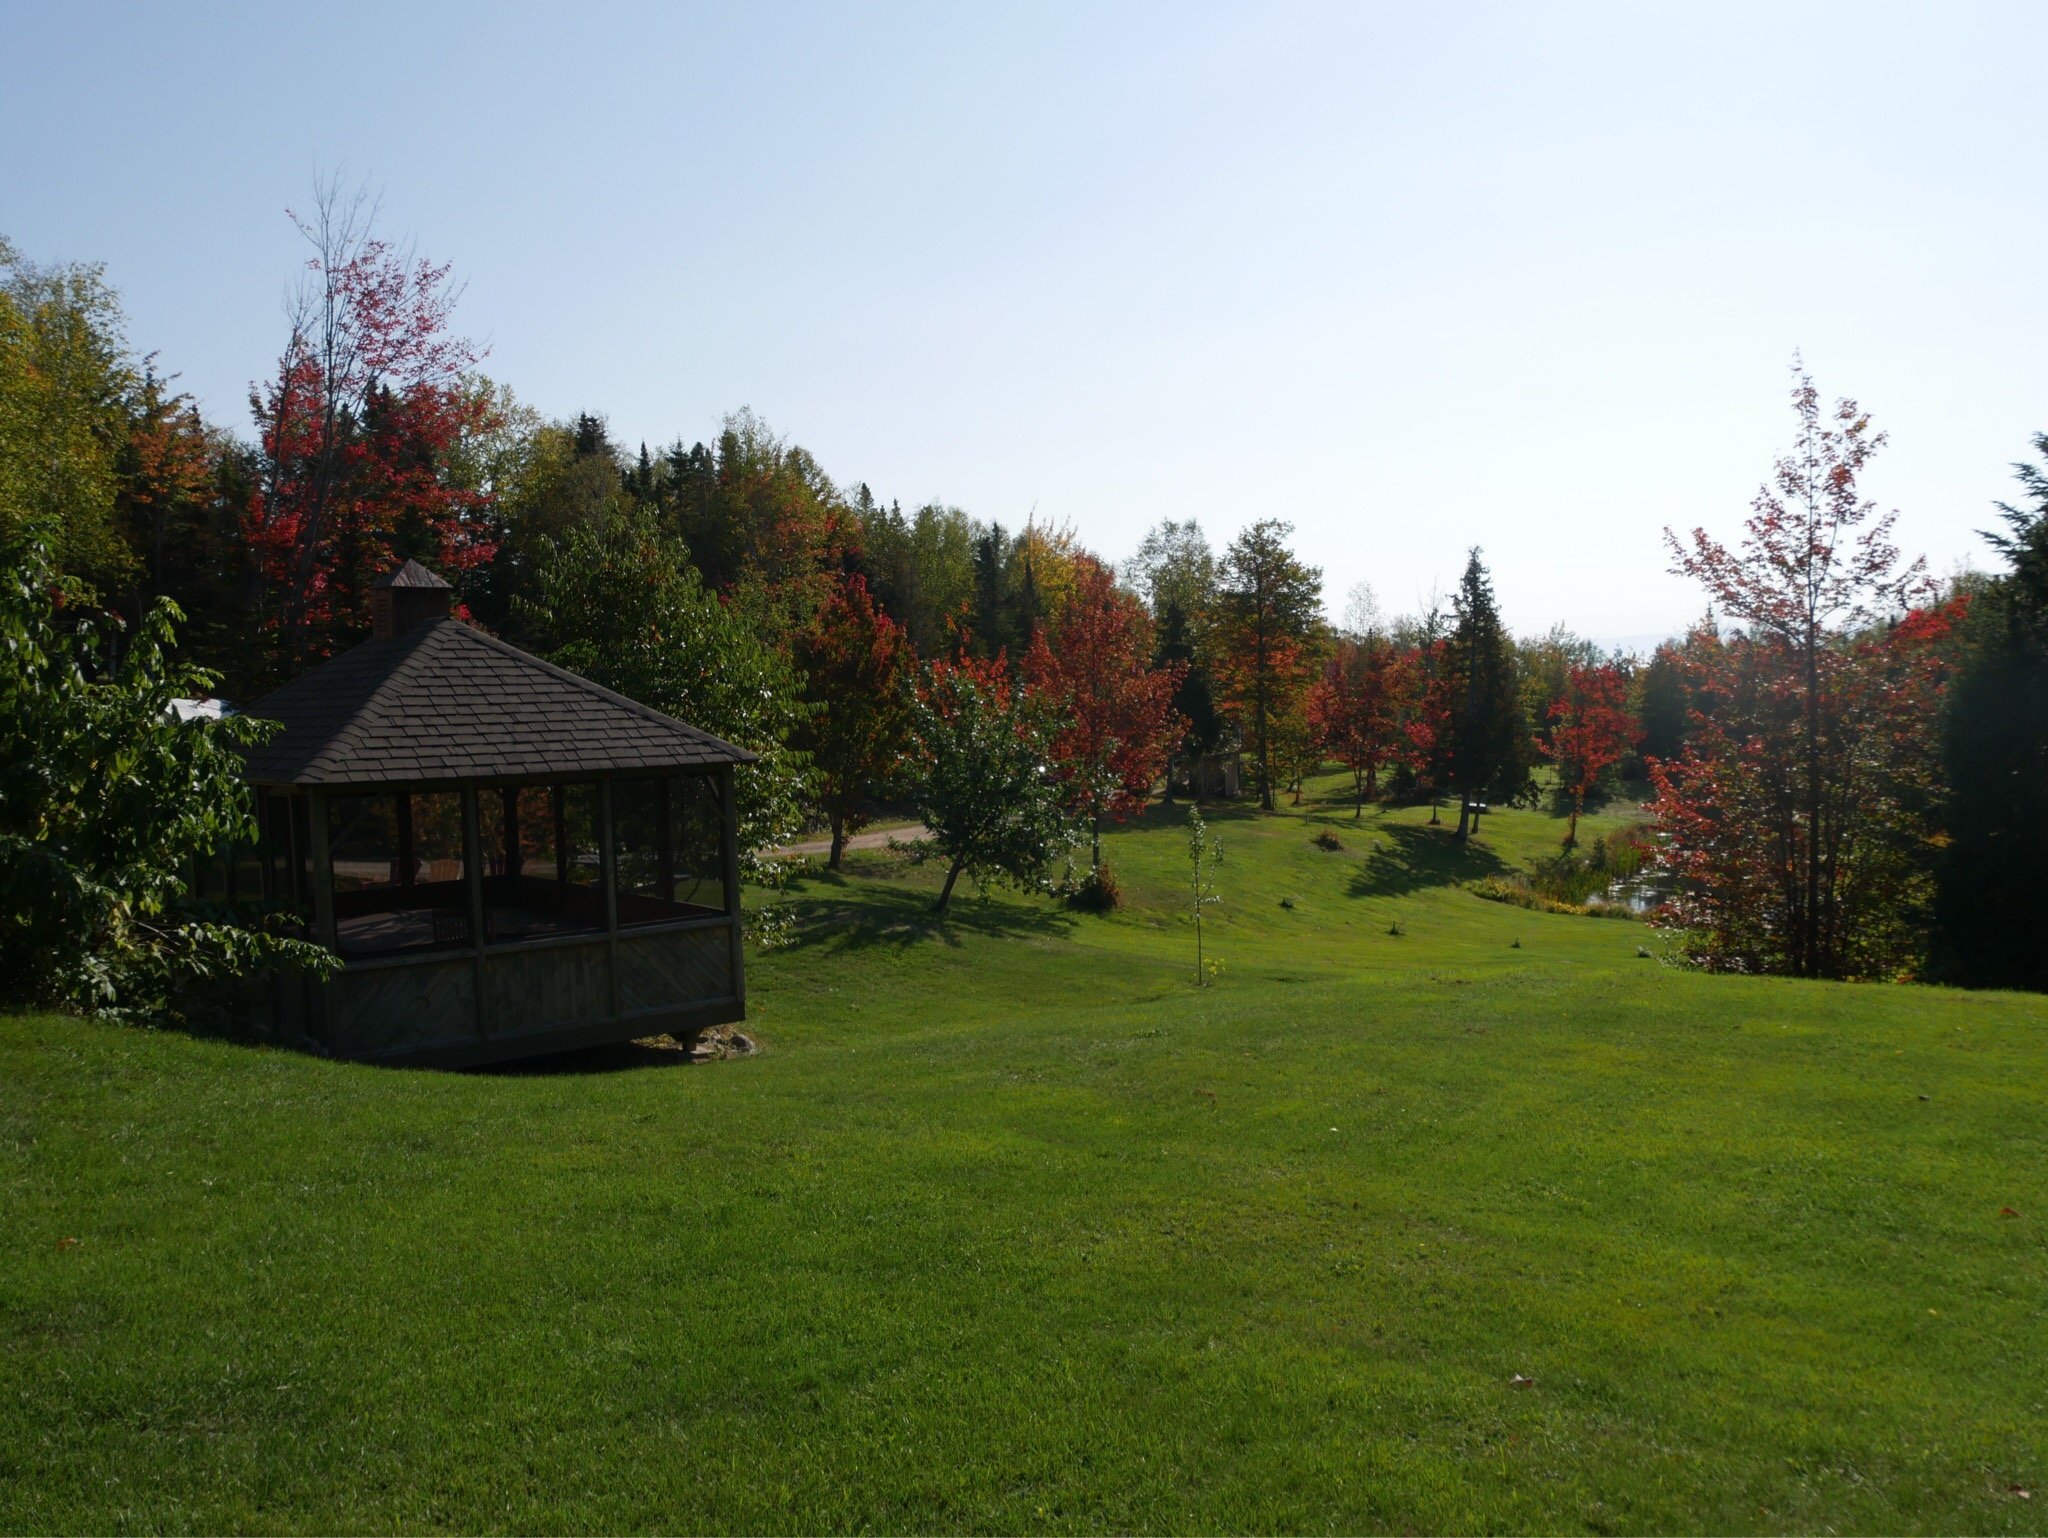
[637, 1024, 758, 1061]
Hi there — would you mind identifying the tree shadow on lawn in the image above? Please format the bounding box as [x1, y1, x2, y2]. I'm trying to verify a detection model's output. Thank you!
[1351, 822, 1510, 898]
[1129, 796, 1265, 833]
[776, 881, 1076, 955]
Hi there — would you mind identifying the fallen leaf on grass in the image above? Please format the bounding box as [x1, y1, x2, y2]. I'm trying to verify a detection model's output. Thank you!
[55, 1237, 80, 1251]
[1998, 1206, 2021, 1218]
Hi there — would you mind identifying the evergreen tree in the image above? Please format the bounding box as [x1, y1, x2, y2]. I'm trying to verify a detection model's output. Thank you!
[1933, 434, 2048, 990]
[1635, 639, 1694, 765]
[971, 521, 1011, 655]
[572, 412, 611, 458]
[1155, 598, 1223, 798]
[1444, 548, 1532, 838]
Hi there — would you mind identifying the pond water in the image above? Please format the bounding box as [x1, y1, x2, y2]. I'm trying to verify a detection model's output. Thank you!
[1602, 868, 1678, 914]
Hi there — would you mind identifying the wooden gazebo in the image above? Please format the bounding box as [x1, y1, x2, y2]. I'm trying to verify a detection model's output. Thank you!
[227, 560, 753, 1066]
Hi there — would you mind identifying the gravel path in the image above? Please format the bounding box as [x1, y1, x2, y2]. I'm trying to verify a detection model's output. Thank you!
[777, 822, 928, 858]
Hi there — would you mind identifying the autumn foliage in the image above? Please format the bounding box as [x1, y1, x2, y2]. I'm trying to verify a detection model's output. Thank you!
[794, 572, 915, 868]
[1307, 636, 1429, 816]
[1021, 559, 1184, 866]
[243, 193, 499, 680]
[1208, 521, 1324, 811]
[1654, 369, 1947, 979]
[1545, 661, 1638, 847]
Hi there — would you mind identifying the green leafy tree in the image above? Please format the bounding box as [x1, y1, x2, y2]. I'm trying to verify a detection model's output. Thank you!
[1934, 434, 2048, 990]
[1123, 518, 1217, 625]
[0, 537, 332, 1019]
[1186, 803, 1223, 985]
[856, 496, 977, 658]
[668, 408, 851, 632]
[1126, 521, 1224, 799]
[0, 238, 138, 595]
[516, 508, 811, 866]
[905, 652, 1077, 912]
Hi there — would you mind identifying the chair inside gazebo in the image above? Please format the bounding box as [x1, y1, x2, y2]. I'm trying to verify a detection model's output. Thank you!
[326, 774, 725, 959]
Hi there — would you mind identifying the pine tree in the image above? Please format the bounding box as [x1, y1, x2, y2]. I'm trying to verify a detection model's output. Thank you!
[1933, 434, 2048, 989]
[1443, 548, 1531, 838]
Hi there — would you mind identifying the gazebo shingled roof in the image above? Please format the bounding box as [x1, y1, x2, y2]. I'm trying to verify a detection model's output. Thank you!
[240, 618, 755, 787]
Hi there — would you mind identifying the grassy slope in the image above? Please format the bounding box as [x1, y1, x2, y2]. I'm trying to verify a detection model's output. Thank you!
[2, 777, 2043, 1534]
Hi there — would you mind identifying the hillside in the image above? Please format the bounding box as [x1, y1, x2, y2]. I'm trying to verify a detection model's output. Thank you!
[3, 777, 2043, 1533]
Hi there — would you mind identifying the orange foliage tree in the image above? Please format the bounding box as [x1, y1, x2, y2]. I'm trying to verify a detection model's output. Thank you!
[794, 572, 916, 868]
[1210, 521, 1324, 811]
[1022, 559, 1184, 869]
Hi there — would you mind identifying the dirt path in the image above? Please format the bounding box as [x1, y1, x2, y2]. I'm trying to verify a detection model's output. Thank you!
[777, 822, 927, 858]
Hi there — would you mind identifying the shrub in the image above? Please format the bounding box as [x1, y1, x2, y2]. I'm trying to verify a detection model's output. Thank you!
[1, 538, 335, 1020]
[1470, 874, 1637, 921]
[1527, 827, 1652, 906]
[1311, 830, 1344, 851]
[1068, 861, 1121, 912]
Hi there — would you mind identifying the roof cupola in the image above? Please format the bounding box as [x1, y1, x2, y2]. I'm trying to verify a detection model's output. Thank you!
[370, 560, 454, 641]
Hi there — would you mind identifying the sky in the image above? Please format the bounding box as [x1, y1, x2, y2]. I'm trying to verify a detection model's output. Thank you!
[6, 0, 2044, 645]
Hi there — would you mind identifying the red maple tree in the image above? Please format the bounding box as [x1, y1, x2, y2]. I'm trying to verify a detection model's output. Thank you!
[243, 186, 498, 680]
[1656, 366, 1944, 978]
[1307, 636, 1429, 816]
[793, 572, 916, 868]
[1544, 661, 1638, 847]
[1021, 558, 1185, 869]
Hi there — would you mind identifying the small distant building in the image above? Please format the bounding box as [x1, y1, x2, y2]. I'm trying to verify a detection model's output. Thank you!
[1169, 749, 1243, 802]
[221, 560, 753, 1067]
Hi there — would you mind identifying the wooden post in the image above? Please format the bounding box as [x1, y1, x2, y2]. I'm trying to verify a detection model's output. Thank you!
[397, 792, 415, 886]
[600, 778, 620, 1019]
[462, 787, 487, 1039]
[553, 787, 570, 888]
[502, 787, 521, 881]
[719, 764, 744, 1010]
[307, 791, 336, 1051]
[308, 792, 337, 948]
[656, 778, 674, 903]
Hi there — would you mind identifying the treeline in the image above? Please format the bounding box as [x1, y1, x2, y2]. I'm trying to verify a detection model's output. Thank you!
[4, 199, 2045, 996]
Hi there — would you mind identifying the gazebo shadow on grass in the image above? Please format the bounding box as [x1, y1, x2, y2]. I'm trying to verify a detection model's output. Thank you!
[1350, 822, 1510, 898]
[778, 882, 1076, 955]
[468, 1037, 706, 1076]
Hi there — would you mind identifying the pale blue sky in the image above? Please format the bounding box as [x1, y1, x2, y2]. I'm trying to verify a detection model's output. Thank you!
[6, 1, 2043, 641]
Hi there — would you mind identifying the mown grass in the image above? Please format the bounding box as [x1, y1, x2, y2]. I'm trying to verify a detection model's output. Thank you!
[3, 774, 2043, 1533]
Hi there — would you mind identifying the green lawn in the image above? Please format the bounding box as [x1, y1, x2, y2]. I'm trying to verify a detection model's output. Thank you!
[4, 776, 2044, 1533]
